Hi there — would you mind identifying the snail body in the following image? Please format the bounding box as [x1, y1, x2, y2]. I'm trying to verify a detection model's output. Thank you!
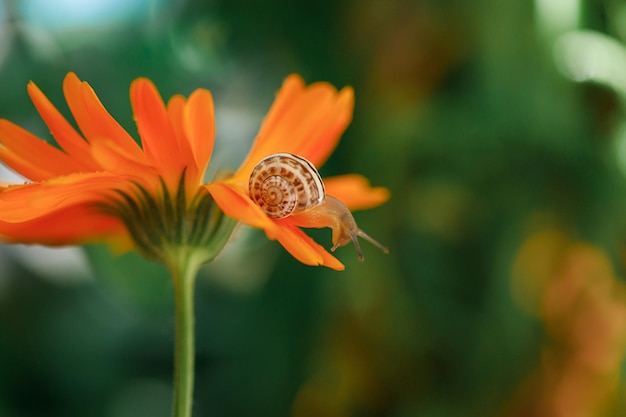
[249, 153, 388, 260]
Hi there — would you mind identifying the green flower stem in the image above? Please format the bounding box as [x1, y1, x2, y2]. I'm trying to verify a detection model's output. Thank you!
[168, 251, 202, 417]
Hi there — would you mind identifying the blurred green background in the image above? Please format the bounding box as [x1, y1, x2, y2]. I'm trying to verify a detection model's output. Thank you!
[2, 0, 626, 416]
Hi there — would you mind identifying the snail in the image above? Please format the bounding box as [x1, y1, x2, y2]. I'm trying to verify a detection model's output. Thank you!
[248, 153, 388, 261]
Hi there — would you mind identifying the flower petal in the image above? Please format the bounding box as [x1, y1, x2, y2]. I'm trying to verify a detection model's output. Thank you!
[0, 148, 56, 182]
[323, 174, 390, 210]
[268, 221, 345, 270]
[205, 182, 274, 230]
[233, 75, 354, 183]
[166, 94, 201, 186]
[90, 139, 158, 183]
[27, 81, 98, 170]
[63, 73, 145, 162]
[184, 88, 215, 179]
[0, 172, 129, 222]
[0, 120, 89, 181]
[206, 182, 344, 270]
[167, 94, 186, 143]
[131, 78, 185, 183]
[293, 86, 353, 167]
[0, 204, 125, 245]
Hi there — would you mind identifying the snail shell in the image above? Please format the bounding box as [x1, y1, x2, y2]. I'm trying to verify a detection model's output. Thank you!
[249, 153, 325, 218]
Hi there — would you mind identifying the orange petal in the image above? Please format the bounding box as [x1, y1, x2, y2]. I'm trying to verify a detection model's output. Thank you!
[184, 88, 215, 178]
[253, 74, 305, 145]
[233, 75, 354, 183]
[206, 182, 344, 270]
[205, 182, 274, 230]
[268, 222, 345, 270]
[167, 94, 186, 143]
[292, 86, 353, 167]
[0, 204, 126, 245]
[90, 139, 158, 183]
[27, 81, 98, 169]
[63, 73, 145, 162]
[323, 174, 390, 211]
[0, 172, 129, 222]
[0, 148, 58, 181]
[0, 120, 89, 181]
[167, 94, 201, 186]
[131, 78, 185, 183]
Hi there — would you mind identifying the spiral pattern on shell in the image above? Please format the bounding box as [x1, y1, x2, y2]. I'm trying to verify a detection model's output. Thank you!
[249, 153, 325, 218]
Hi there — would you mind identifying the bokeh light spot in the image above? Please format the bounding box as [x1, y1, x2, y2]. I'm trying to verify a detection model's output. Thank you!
[555, 30, 626, 96]
[19, 0, 165, 31]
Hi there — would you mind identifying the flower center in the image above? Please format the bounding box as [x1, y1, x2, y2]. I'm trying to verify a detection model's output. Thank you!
[99, 171, 236, 264]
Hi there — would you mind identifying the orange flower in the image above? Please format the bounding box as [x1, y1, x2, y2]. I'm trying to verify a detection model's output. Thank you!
[0, 72, 231, 264]
[206, 75, 389, 270]
[0, 73, 388, 270]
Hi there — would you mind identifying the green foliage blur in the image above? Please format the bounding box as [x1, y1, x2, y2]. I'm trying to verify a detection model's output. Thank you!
[1, 0, 626, 416]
